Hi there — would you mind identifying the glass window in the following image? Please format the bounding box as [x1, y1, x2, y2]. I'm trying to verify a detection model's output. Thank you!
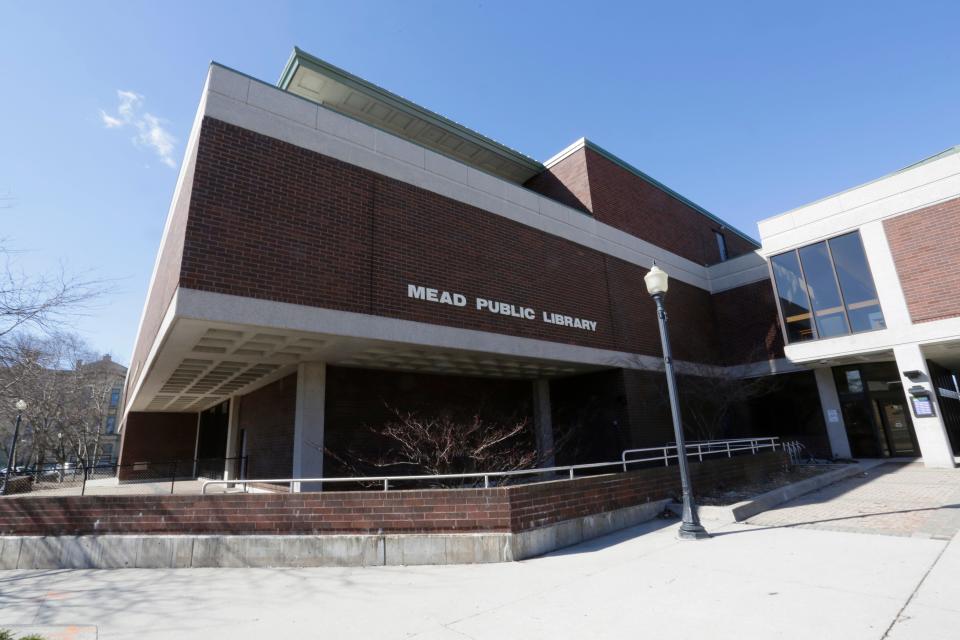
[771, 251, 815, 342]
[714, 231, 728, 262]
[109, 388, 121, 408]
[798, 241, 848, 338]
[105, 415, 116, 434]
[771, 231, 885, 343]
[828, 232, 885, 332]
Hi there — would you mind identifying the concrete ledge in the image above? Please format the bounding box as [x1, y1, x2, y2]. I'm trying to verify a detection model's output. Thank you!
[0, 499, 670, 569]
[674, 460, 888, 524]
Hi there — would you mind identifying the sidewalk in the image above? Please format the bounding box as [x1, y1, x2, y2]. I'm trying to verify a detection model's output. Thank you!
[1, 516, 956, 639]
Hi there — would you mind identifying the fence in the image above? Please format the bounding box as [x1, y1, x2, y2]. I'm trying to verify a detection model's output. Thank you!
[201, 437, 783, 495]
[1, 456, 247, 497]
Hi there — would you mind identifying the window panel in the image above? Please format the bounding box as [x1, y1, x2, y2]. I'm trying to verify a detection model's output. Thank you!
[798, 241, 849, 338]
[771, 251, 815, 342]
[828, 232, 885, 332]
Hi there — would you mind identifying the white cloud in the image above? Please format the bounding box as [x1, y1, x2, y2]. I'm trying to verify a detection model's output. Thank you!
[100, 90, 177, 168]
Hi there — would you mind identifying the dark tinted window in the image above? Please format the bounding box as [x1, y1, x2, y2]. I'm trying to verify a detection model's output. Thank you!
[828, 232, 885, 332]
[772, 231, 884, 343]
[798, 242, 848, 338]
[771, 251, 815, 342]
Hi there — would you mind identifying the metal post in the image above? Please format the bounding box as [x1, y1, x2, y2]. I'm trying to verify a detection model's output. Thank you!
[170, 460, 177, 495]
[1, 411, 23, 496]
[653, 293, 708, 540]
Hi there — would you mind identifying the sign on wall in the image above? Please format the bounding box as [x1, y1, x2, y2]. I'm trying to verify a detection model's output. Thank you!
[407, 283, 598, 332]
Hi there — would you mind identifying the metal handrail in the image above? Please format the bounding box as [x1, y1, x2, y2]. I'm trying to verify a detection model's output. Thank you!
[201, 436, 781, 495]
[622, 437, 779, 469]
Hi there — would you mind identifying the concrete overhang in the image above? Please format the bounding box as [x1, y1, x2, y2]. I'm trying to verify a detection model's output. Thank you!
[126, 288, 625, 416]
[278, 48, 543, 185]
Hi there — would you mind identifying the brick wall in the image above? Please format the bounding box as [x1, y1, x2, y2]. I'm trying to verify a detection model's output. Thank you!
[0, 452, 786, 536]
[117, 412, 198, 477]
[526, 146, 758, 266]
[884, 196, 960, 323]
[238, 374, 296, 479]
[179, 117, 725, 365]
[524, 147, 592, 213]
[712, 279, 785, 365]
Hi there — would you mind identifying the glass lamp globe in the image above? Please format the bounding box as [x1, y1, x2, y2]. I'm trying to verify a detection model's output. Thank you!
[644, 265, 669, 296]
[14, 399, 26, 411]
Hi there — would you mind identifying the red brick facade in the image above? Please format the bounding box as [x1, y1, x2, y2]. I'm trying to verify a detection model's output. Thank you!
[0, 452, 786, 536]
[712, 279, 785, 365]
[238, 374, 297, 479]
[526, 145, 758, 266]
[124, 116, 782, 412]
[884, 196, 960, 323]
[118, 412, 198, 473]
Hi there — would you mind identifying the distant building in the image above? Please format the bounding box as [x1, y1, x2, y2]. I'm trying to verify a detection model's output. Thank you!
[82, 355, 127, 464]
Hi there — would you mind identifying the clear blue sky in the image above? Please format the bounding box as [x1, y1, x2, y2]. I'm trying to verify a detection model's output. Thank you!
[2, 1, 958, 365]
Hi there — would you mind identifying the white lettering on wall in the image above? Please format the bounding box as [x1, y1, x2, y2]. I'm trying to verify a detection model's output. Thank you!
[407, 283, 597, 332]
[408, 284, 468, 307]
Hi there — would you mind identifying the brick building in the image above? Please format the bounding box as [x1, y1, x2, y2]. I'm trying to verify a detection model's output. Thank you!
[760, 146, 960, 467]
[117, 49, 959, 479]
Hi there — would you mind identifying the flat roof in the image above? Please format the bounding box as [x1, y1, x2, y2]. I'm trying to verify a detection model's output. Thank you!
[278, 48, 544, 184]
[761, 145, 960, 226]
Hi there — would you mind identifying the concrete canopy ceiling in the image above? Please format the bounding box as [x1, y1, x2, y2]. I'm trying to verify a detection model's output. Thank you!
[132, 318, 604, 414]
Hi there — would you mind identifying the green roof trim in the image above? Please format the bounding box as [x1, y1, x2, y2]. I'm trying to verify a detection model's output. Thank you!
[278, 47, 543, 173]
[575, 139, 760, 247]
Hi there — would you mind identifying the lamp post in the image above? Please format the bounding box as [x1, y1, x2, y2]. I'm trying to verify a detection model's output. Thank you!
[1, 399, 27, 496]
[644, 265, 709, 540]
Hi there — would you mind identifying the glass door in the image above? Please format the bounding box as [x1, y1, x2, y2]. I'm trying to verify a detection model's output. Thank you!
[876, 399, 918, 456]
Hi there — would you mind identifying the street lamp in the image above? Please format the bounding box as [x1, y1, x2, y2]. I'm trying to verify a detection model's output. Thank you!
[1, 399, 27, 496]
[644, 265, 709, 540]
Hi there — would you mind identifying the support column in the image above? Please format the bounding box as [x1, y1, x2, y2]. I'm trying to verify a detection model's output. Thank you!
[813, 368, 852, 459]
[893, 345, 956, 468]
[293, 362, 327, 491]
[223, 396, 240, 480]
[532, 379, 555, 467]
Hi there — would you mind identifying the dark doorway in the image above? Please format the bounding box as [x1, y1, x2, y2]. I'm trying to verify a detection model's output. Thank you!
[196, 401, 229, 477]
[833, 362, 919, 458]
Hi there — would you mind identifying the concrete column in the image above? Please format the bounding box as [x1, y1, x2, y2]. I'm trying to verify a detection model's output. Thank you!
[893, 344, 956, 468]
[191, 412, 202, 477]
[813, 368, 852, 459]
[223, 396, 240, 480]
[532, 379, 555, 467]
[293, 362, 327, 491]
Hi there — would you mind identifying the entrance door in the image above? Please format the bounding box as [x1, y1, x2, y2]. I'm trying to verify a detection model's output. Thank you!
[876, 400, 918, 456]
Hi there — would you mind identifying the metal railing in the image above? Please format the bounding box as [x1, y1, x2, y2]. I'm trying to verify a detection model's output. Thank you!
[622, 437, 780, 471]
[201, 437, 781, 495]
[1, 456, 247, 497]
[783, 441, 806, 465]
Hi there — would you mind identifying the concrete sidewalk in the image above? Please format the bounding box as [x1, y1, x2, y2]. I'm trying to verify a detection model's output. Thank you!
[0, 517, 955, 639]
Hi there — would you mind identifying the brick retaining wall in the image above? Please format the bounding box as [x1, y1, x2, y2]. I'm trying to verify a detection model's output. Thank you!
[0, 452, 786, 537]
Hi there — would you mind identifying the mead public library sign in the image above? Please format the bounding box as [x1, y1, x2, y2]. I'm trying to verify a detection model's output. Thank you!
[407, 283, 599, 332]
[117, 49, 960, 482]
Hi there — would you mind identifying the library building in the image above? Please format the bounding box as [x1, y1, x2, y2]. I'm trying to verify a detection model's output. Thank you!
[117, 48, 960, 483]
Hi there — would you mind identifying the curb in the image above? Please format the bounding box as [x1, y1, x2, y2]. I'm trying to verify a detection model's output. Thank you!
[670, 459, 888, 524]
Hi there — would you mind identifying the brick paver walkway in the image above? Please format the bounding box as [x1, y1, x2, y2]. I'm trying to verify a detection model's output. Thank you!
[746, 461, 960, 539]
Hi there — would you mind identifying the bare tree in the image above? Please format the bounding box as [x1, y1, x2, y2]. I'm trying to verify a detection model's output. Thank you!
[0, 332, 117, 475]
[326, 405, 538, 486]
[675, 367, 782, 441]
